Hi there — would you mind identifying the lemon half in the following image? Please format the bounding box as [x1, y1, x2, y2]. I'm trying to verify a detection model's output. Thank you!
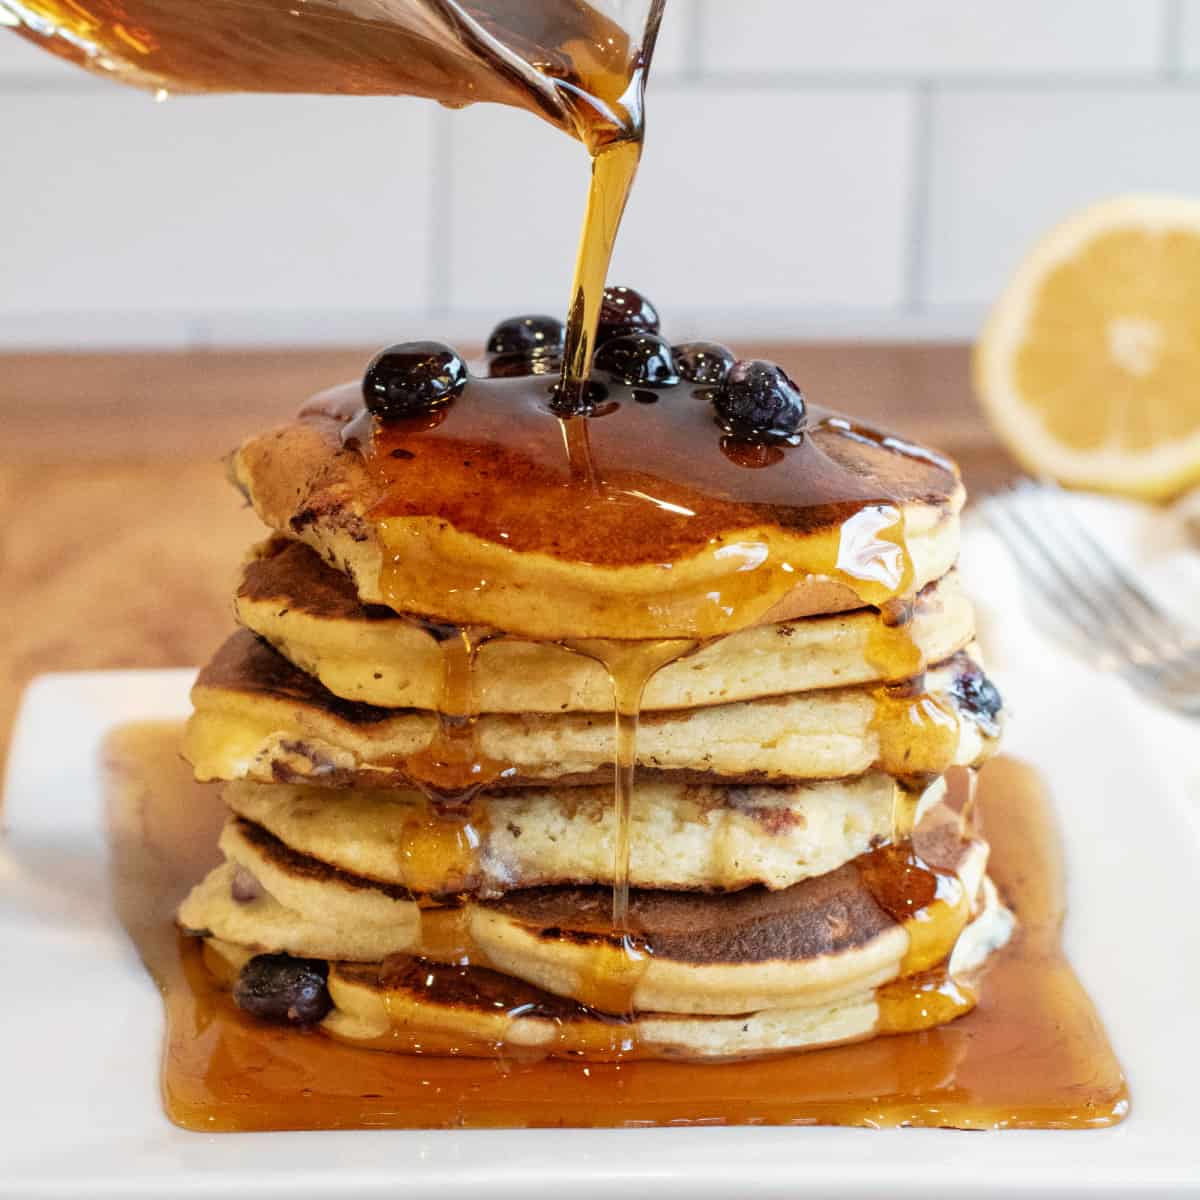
[974, 194, 1200, 501]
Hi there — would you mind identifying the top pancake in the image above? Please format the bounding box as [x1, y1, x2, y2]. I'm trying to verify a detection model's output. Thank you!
[232, 379, 964, 639]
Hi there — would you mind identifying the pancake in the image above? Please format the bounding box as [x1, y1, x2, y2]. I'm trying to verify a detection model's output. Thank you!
[179, 801, 988, 1016]
[219, 817, 418, 920]
[468, 802, 989, 1015]
[222, 773, 946, 896]
[335, 879, 1011, 1057]
[236, 537, 977, 712]
[176, 860, 420, 962]
[203, 876, 1014, 1059]
[184, 632, 1002, 789]
[232, 384, 965, 639]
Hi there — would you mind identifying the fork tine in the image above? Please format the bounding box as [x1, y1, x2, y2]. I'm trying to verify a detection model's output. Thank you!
[1014, 482, 1200, 693]
[984, 483, 1200, 710]
[1015, 480, 1194, 659]
[986, 493, 1135, 658]
[982, 499, 1122, 656]
[1007, 484, 1165, 664]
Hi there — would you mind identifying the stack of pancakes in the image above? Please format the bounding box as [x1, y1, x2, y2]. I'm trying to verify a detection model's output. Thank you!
[178, 386, 1013, 1060]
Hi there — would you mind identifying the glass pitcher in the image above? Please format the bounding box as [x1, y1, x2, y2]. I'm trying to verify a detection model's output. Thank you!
[1, 0, 665, 145]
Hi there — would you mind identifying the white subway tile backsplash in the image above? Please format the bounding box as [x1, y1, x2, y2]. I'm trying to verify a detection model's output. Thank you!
[4, 3, 1200, 347]
[614, 89, 915, 310]
[443, 104, 587, 315]
[0, 92, 436, 322]
[699, 0, 1166, 77]
[448, 87, 915, 318]
[1176, 0, 1200, 72]
[925, 87, 1200, 309]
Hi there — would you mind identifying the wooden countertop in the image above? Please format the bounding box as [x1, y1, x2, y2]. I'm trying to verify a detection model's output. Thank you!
[0, 343, 1017, 772]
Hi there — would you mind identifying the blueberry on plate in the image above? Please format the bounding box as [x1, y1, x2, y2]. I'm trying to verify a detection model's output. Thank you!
[673, 340, 735, 386]
[712, 359, 806, 440]
[596, 286, 660, 344]
[363, 341, 468, 420]
[593, 332, 679, 387]
[233, 953, 332, 1026]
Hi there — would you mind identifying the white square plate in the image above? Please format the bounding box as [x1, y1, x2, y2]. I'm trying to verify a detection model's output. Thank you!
[2, 662, 1199, 1199]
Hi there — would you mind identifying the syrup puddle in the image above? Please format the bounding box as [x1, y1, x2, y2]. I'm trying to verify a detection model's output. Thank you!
[104, 724, 1128, 1132]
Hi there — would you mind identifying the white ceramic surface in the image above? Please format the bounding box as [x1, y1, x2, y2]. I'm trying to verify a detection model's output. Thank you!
[1, 661, 1198, 1199]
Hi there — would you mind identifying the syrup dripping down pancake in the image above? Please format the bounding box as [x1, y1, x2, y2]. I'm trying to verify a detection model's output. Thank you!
[184, 632, 1002, 790]
[235, 537, 977, 712]
[197, 876, 1010, 1062]
[179, 799, 990, 1016]
[231, 381, 965, 639]
[220, 773, 947, 896]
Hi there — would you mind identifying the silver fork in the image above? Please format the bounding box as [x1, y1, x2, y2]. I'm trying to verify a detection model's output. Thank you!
[979, 479, 1200, 717]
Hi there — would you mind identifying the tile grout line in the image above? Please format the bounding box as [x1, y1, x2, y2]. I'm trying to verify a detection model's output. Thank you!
[682, 0, 706, 81]
[650, 70, 1199, 93]
[425, 104, 454, 319]
[186, 315, 211, 352]
[1162, 0, 1185, 80]
[903, 81, 934, 315]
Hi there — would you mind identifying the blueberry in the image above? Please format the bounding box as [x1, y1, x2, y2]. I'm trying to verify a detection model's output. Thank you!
[233, 953, 332, 1026]
[674, 341, 735, 386]
[596, 286, 660, 344]
[486, 314, 564, 357]
[362, 341, 467, 420]
[229, 866, 261, 904]
[594, 332, 679, 387]
[951, 662, 1004, 734]
[712, 359, 806, 439]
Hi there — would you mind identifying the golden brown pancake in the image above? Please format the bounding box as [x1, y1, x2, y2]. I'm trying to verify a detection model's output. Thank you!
[235, 537, 977, 712]
[467, 801, 988, 1014]
[184, 632, 1002, 789]
[202, 876, 1013, 1060]
[232, 383, 965, 638]
[179, 799, 988, 1015]
[221, 773, 946, 896]
[177, 860, 421, 962]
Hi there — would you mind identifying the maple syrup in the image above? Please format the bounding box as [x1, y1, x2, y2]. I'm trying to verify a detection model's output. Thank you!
[557, 138, 646, 411]
[103, 724, 1129, 1130]
[398, 621, 509, 806]
[560, 638, 696, 926]
[294, 377, 963, 642]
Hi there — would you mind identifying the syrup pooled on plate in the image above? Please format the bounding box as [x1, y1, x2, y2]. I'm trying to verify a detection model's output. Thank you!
[104, 724, 1129, 1131]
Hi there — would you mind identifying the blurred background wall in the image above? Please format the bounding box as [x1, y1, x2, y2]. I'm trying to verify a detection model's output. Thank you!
[3, 0, 1200, 350]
